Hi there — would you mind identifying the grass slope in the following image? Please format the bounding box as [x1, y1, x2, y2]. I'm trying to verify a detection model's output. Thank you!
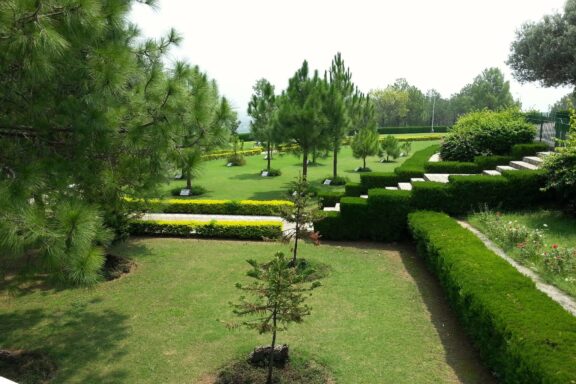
[0, 239, 492, 384]
[163, 141, 439, 200]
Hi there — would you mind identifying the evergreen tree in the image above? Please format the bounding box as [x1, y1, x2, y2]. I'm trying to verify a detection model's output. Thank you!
[380, 136, 401, 162]
[351, 96, 379, 170]
[248, 79, 277, 173]
[229, 252, 321, 384]
[276, 61, 327, 180]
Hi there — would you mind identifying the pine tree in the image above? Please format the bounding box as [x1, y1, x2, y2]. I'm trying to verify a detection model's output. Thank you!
[248, 79, 277, 173]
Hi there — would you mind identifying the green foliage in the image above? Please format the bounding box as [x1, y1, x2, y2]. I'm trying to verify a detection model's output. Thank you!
[344, 182, 365, 196]
[360, 173, 400, 189]
[338, 197, 369, 240]
[424, 161, 480, 174]
[264, 168, 282, 177]
[132, 199, 292, 216]
[228, 252, 321, 383]
[473, 155, 515, 170]
[129, 220, 281, 240]
[410, 182, 453, 213]
[509, 1, 576, 87]
[351, 122, 379, 169]
[248, 79, 277, 173]
[367, 190, 412, 241]
[227, 154, 246, 166]
[511, 142, 550, 159]
[440, 109, 535, 161]
[378, 126, 449, 134]
[317, 191, 344, 208]
[312, 212, 347, 240]
[380, 135, 401, 162]
[393, 143, 440, 179]
[170, 185, 207, 197]
[408, 211, 576, 384]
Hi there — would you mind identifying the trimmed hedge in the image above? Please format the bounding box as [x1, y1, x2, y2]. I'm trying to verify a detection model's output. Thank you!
[339, 197, 369, 240]
[317, 191, 345, 208]
[202, 148, 262, 161]
[313, 212, 347, 240]
[511, 142, 550, 159]
[344, 182, 365, 197]
[411, 182, 454, 213]
[408, 211, 576, 384]
[394, 144, 440, 178]
[129, 220, 282, 240]
[360, 172, 401, 189]
[473, 155, 514, 170]
[378, 126, 449, 134]
[126, 198, 293, 216]
[367, 189, 411, 241]
[424, 161, 480, 174]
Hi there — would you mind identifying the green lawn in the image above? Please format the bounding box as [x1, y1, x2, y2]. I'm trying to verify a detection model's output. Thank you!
[0, 239, 493, 384]
[469, 209, 576, 297]
[162, 140, 439, 200]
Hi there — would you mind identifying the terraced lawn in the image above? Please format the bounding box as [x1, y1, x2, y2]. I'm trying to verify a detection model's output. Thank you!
[0, 239, 494, 383]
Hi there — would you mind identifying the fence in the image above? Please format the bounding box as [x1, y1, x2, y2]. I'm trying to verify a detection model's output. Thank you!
[525, 111, 571, 147]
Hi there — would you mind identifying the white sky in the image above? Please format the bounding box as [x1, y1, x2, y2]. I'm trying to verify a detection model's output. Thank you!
[130, 0, 572, 130]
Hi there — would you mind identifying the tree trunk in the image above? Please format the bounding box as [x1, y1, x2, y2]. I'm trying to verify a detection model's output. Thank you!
[267, 310, 278, 384]
[293, 215, 300, 264]
[186, 170, 192, 190]
[332, 145, 338, 180]
[312, 148, 317, 165]
[363, 156, 366, 169]
[302, 150, 308, 181]
[267, 142, 271, 172]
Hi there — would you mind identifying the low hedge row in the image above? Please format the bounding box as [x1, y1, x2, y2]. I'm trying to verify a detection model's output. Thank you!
[344, 182, 364, 197]
[473, 155, 514, 170]
[408, 211, 576, 383]
[424, 161, 480, 174]
[129, 220, 282, 240]
[377, 126, 450, 134]
[126, 198, 293, 216]
[315, 170, 550, 240]
[511, 142, 550, 159]
[317, 191, 345, 208]
[202, 148, 262, 161]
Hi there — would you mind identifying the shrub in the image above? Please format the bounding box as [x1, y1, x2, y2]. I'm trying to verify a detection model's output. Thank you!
[424, 161, 480, 174]
[129, 220, 282, 240]
[339, 197, 369, 240]
[170, 185, 207, 197]
[394, 144, 440, 178]
[202, 148, 262, 161]
[326, 175, 348, 186]
[317, 191, 344, 208]
[408, 211, 576, 384]
[344, 182, 365, 196]
[367, 189, 412, 241]
[410, 182, 454, 213]
[360, 172, 400, 189]
[377, 126, 449, 134]
[227, 154, 246, 166]
[263, 168, 282, 177]
[355, 167, 372, 172]
[127, 198, 293, 216]
[448, 175, 511, 213]
[474, 155, 514, 170]
[501, 169, 549, 208]
[313, 212, 347, 240]
[511, 142, 550, 159]
[380, 135, 401, 161]
[440, 109, 535, 161]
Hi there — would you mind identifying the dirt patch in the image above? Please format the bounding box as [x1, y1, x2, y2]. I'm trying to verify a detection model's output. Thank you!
[102, 254, 135, 281]
[0, 349, 57, 384]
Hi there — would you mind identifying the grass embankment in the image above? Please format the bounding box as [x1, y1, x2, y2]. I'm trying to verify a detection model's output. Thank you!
[0, 239, 492, 384]
[469, 209, 576, 298]
[162, 140, 439, 200]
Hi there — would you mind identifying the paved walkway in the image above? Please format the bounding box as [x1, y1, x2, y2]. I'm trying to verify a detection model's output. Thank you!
[458, 220, 576, 317]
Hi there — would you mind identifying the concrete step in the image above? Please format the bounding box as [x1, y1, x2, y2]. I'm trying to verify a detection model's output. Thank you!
[423, 173, 473, 183]
[496, 165, 518, 172]
[523, 156, 543, 166]
[537, 151, 554, 158]
[323, 203, 340, 212]
[483, 170, 502, 176]
[510, 161, 539, 171]
[398, 182, 412, 191]
[385, 186, 399, 191]
[428, 153, 441, 162]
[410, 178, 425, 183]
[360, 194, 368, 199]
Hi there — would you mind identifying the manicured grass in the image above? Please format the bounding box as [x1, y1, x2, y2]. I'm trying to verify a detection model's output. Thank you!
[469, 209, 576, 297]
[0, 239, 493, 383]
[163, 141, 439, 200]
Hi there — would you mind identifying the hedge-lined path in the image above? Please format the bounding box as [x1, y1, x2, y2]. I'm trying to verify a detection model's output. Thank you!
[459, 220, 576, 316]
[141, 213, 298, 232]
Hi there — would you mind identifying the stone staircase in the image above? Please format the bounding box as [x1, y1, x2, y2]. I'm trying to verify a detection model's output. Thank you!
[324, 151, 552, 212]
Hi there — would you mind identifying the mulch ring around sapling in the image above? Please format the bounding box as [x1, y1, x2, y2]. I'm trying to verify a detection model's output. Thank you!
[213, 356, 334, 384]
[0, 349, 57, 384]
[101, 253, 135, 281]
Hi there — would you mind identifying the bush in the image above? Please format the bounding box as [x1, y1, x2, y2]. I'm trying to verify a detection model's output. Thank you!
[344, 182, 365, 196]
[511, 142, 550, 159]
[448, 175, 511, 213]
[227, 154, 246, 166]
[325, 176, 348, 186]
[127, 198, 293, 216]
[424, 161, 480, 174]
[360, 172, 400, 189]
[367, 189, 412, 241]
[394, 144, 440, 179]
[501, 169, 550, 209]
[317, 191, 344, 208]
[410, 182, 454, 213]
[377, 126, 449, 134]
[170, 185, 207, 197]
[238, 133, 254, 141]
[440, 109, 535, 161]
[355, 167, 372, 172]
[474, 155, 514, 170]
[262, 168, 282, 177]
[129, 220, 282, 240]
[313, 212, 348, 240]
[339, 197, 369, 240]
[202, 148, 262, 161]
[408, 211, 576, 384]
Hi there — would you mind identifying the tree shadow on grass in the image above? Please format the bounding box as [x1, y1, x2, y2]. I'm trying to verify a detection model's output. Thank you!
[248, 190, 289, 201]
[0, 300, 130, 383]
[229, 173, 267, 181]
[397, 243, 497, 384]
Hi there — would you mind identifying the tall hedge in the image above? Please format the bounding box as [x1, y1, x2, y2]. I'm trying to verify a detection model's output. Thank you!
[408, 211, 576, 383]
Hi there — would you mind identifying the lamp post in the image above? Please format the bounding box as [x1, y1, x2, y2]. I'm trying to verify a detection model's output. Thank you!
[430, 92, 436, 133]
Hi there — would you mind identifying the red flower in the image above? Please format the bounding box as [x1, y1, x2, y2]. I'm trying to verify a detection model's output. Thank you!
[552, 244, 558, 249]
[516, 242, 526, 249]
[309, 231, 322, 246]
